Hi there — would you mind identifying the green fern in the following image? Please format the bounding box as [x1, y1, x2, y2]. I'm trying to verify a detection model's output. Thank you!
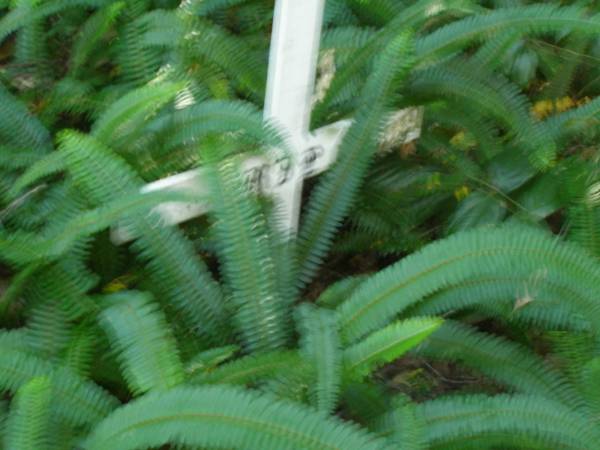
[297, 303, 342, 413]
[336, 224, 600, 344]
[99, 291, 184, 395]
[0, 339, 118, 428]
[58, 130, 229, 341]
[417, 394, 600, 449]
[0, 83, 51, 153]
[297, 30, 416, 287]
[416, 5, 600, 62]
[413, 321, 582, 409]
[205, 149, 289, 352]
[91, 81, 184, 148]
[84, 385, 394, 450]
[344, 317, 442, 380]
[1, 2, 600, 448]
[191, 350, 304, 386]
[69, 2, 127, 77]
[4, 376, 52, 450]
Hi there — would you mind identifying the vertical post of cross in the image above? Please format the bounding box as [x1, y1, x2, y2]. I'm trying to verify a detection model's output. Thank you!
[264, 0, 326, 236]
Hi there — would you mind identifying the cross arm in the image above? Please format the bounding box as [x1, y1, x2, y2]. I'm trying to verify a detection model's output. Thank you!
[111, 110, 422, 244]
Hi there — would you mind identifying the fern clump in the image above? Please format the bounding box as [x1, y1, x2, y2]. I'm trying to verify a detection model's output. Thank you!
[1, 1, 600, 448]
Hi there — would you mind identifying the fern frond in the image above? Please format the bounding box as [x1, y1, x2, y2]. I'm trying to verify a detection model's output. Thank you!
[58, 130, 228, 341]
[63, 326, 98, 377]
[10, 152, 65, 198]
[344, 317, 442, 380]
[186, 19, 267, 101]
[1, 190, 191, 265]
[113, 8, 163, 85]
[185, 344, 239, 375]
[161, 99, 287, 152]
[24, 299, 73, 362]
[24, 258, 99, 321]
[316, 275, 369, 310]
[425, 102, 504, 160]
[0, 0, 107, 43]
[340, 381, 389, 424]
[544, 95, 600, 141]
[206, 152, 289, 352]
[10, 0, 52, 87]
[91, 81, 184, 148]
[321, 26, 376, 54]
[413, 321, 581, 409]
[0, 147, 41, 170]
[130, 222, 230, 342]
[297, 30, 415, 287]
[375, 395, 426, 450]
[0, 342, 119, 428]
[42, 78, 96, 123]
[0, 263, 40, 316]
[416, 5, 600, 62]
[297, 304, 342, 413]
[471, 30, 523, 71]
[410, 274, 592, 331]
[417, 394, 600, 449]
[408, 63, 555, 167]
[567, 182, 600, 258]
[336, 225, 600, 344]
[344, 0, 404, 26]
[547, 330, 596, 387]
[184, 0, 249, 17]
[544, 33, 590, 99]
[69, 2, 126, 76]
[0, 83, 51, 153]
[191, 351, 303, 386]
[4, 376, 52, 450]
[134, 9, 184, 48]
[58, 130, 140, 203]
[580, 357, 600, 414]
[312, 0, 476, 124]
[99, 291, 184, 395]
[84, 385, 394, 450]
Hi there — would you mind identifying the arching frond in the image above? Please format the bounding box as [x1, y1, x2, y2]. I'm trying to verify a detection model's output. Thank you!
[418, 394, 600, 449]
[185, 344, 240, 375]
[205, 151, 289, 352]
[297, 30, 416, 287]
[413, 321, 581, 409]
[0, 83, 51, 153]
[69, 2, 126, 76]
[58, 130, 228, 341]
[191, 351, 303, 386]
[416, 5, 600, 62]
[84, 385, 394, 450]
[91, 81, 184, 148]
[297, 304, 342, 413]
[99, 291, 184, 395]
[336, 225, 600, 344]
[4, 376, 52, 450]
[344, 317, 442, 380]
[0, 341, 119, 428]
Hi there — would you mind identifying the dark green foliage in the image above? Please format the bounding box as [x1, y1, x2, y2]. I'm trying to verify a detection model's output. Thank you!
[297, 303, 342, 413]
[418, 394, 599, 449]
[1, 1, 600, 448]
[296, 30, 416, 287]
[99, 291, 184, 394]
[337, 224, 600, 343]
[206, 151, 290, 352]
[4, 376, 52, 450]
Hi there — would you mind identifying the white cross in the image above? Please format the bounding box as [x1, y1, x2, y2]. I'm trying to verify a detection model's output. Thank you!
[112, 0, 422, 244]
